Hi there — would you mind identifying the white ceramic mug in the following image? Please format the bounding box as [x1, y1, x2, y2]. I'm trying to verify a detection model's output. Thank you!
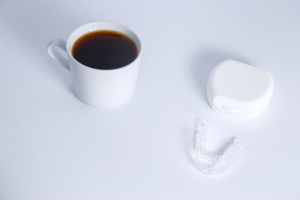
[47, 22, 143, 108]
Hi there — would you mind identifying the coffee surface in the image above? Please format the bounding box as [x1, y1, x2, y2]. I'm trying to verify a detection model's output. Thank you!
[72, 30, 138, 70]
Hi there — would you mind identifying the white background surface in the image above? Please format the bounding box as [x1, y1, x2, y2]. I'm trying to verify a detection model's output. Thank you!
[0, 0, 300, 199]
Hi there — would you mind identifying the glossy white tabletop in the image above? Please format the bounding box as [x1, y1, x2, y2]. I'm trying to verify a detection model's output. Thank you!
[0, 0, 300, 199]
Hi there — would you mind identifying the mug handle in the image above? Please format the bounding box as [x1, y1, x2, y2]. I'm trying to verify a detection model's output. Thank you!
[47, 38, 70, 71]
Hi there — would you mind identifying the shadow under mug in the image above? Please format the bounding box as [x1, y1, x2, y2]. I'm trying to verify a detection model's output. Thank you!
[47, 22, 143, 108]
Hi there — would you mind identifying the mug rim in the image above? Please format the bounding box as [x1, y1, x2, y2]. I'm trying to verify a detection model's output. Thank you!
[66, 21, 143, 72]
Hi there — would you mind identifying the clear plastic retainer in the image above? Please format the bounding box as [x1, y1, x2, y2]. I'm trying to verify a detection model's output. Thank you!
[194, 121, 244, 175]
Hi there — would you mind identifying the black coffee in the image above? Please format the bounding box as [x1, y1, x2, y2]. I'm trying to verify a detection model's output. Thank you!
[72, 30, 138, 70]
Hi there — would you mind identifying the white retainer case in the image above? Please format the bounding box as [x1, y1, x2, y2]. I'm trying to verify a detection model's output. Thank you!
[207, 59, 274, 119]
